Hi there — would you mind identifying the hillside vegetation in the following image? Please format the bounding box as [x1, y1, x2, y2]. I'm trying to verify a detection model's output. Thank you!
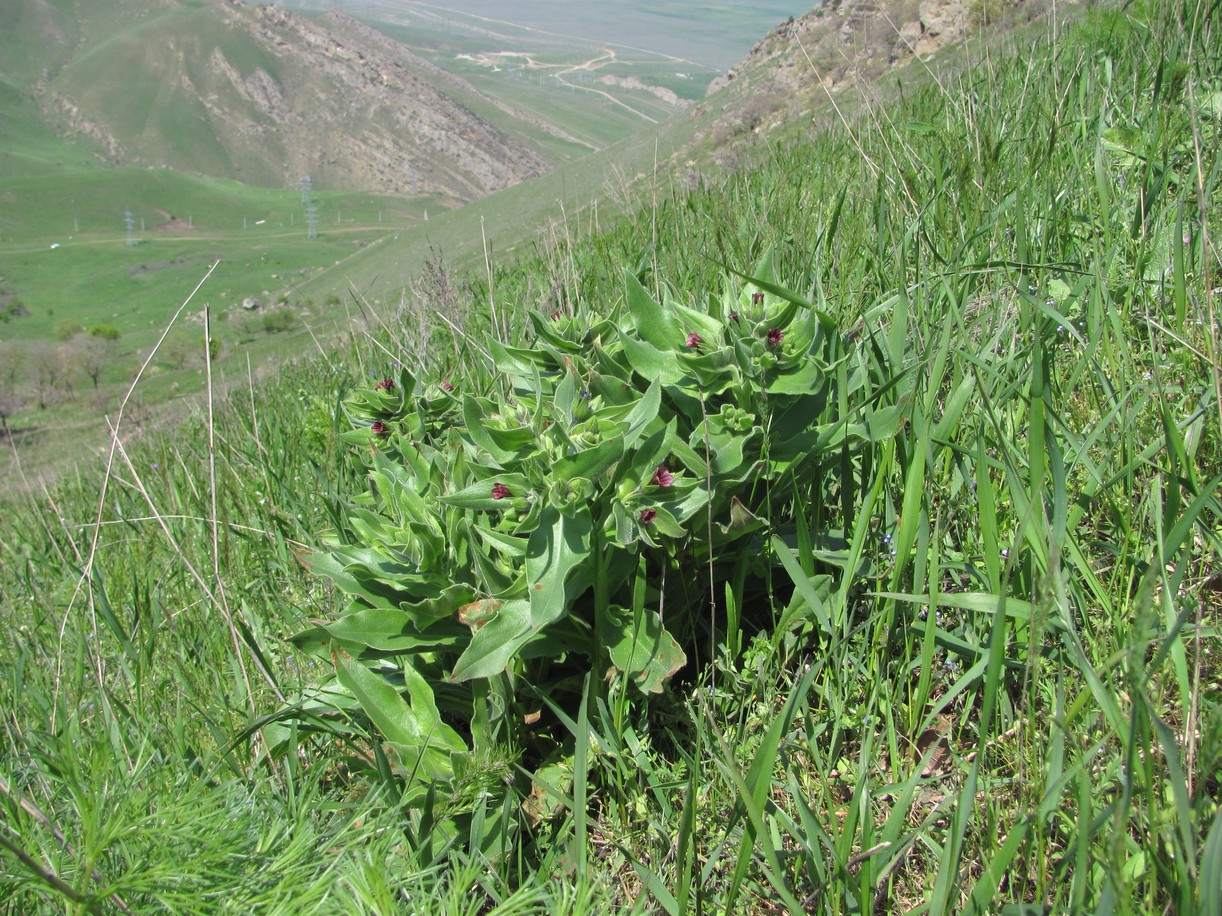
[2, 1, 1220, 913]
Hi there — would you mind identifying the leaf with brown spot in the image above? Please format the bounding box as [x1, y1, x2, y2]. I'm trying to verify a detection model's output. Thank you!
[457, 598, 502, 632]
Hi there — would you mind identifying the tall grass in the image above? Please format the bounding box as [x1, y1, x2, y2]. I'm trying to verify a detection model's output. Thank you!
[2, 0, 1219, 911]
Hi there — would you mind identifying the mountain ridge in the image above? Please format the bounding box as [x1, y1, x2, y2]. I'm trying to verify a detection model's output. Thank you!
[22, 0, 555, 201]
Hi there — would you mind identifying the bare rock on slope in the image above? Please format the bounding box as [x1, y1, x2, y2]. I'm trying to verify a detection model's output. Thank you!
[703, 0, 1076, 145]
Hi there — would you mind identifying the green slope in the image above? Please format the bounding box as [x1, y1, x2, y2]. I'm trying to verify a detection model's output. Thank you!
[0, 76, 107, 177]
[2, 4, 1218, 913]
[49, 5, 288, 185]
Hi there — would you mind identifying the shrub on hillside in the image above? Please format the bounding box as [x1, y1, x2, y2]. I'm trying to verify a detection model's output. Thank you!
[0, 297, 29, 322]
[54, 320, 86, 341]
[259, 308, 297, 334]
[88, 324, 121, 341]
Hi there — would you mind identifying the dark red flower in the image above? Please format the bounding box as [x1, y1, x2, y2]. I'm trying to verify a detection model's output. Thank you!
[685, 331, 704, 349]
[491, 482, 512, 500]
[729, 310, 740, 324]
[442, 380, 455, 392]
[651, 466, 674, 488]
[374, 378, 394, 391]
[766, 327, 784, 346]
[752, 292, 765, 306]
[370, 420, 388, 436]
[549, 309, 562, 320]
[640, 509, 657, 525]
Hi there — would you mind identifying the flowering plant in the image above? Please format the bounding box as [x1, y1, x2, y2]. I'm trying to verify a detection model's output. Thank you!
[284, 256, 895, 820]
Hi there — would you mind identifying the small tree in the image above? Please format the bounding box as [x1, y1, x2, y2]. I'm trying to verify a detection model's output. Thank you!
[32, 342, 73, 408]
[0, 342, 23, 436]
[75, 333, 112, 391]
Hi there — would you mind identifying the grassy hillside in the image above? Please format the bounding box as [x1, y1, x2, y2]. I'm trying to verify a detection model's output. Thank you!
[0, 161, 433, 486]
[1, 1, 1220, 912]
[0, 0, 730, 486]
[3, 0, 705, 193]
[51, 5, 276, 181]
[0, 78, 104, 178]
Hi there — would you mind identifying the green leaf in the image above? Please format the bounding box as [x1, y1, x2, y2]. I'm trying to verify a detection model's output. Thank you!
[619, 332, 686, 386]
[325, 608, 467, 652]
[447, 599, 532, 681]
[1201, 805, 1222, 916]
[622, 381, 662, 448]
[714, 497, 769, 545]
[932, 374, 975, 442]
[555, 364, 578, 424]
[462, 395, 513, 464]
[624, 270, 684, 350]
[523, 753, 575, 826]
[489, 339, 564, 376]
[669, 297, 724, 342]
[334, 652, 464, 780]
[482, 423, 539, 456]
[680, 347, 740, 391]
[553, 437, 624, 484]
[449, 506, 593, 681]
[600, 604, 686, 693]
[771, 535, 832, 635]
[764, 358, 824, 396]
[441, 473, 531, 510]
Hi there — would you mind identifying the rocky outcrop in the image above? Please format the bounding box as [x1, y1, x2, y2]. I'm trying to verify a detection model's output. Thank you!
[38, 90, 125, 161]
[215, 3, 552, 198]
[703, 0, 1074, 144]
[597, 75, 689, 108]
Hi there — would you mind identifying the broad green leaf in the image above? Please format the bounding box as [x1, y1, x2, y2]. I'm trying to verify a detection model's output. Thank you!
[523, 754, 575, 825]
[553, 437, 624, 484]
[764, 358, 824, 396]
[488, 339, 564, 375]
[449, 506, 593, 681]
[334, 652, 464, 780]
[482, 423, 540, 455]
[680, 348, 740, 391]
[599, 604, 687, 693]
[447, 598, 532, 682]
[622, 381, 662, 448]
[441, 473, 531, 510]
[619, 332, 686, 386]
[462, 395, 513, 464]
[669, 297, 723, 342]
[325, 608, 467, 651]
[624, 270, 684, 350]
[713, 497, 769, 545]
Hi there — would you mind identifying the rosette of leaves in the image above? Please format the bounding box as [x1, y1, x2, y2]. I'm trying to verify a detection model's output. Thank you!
[284, 257, 896, 820]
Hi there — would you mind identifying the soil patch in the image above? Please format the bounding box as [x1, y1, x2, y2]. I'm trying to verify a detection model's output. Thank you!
[153, 208, 194, 232]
